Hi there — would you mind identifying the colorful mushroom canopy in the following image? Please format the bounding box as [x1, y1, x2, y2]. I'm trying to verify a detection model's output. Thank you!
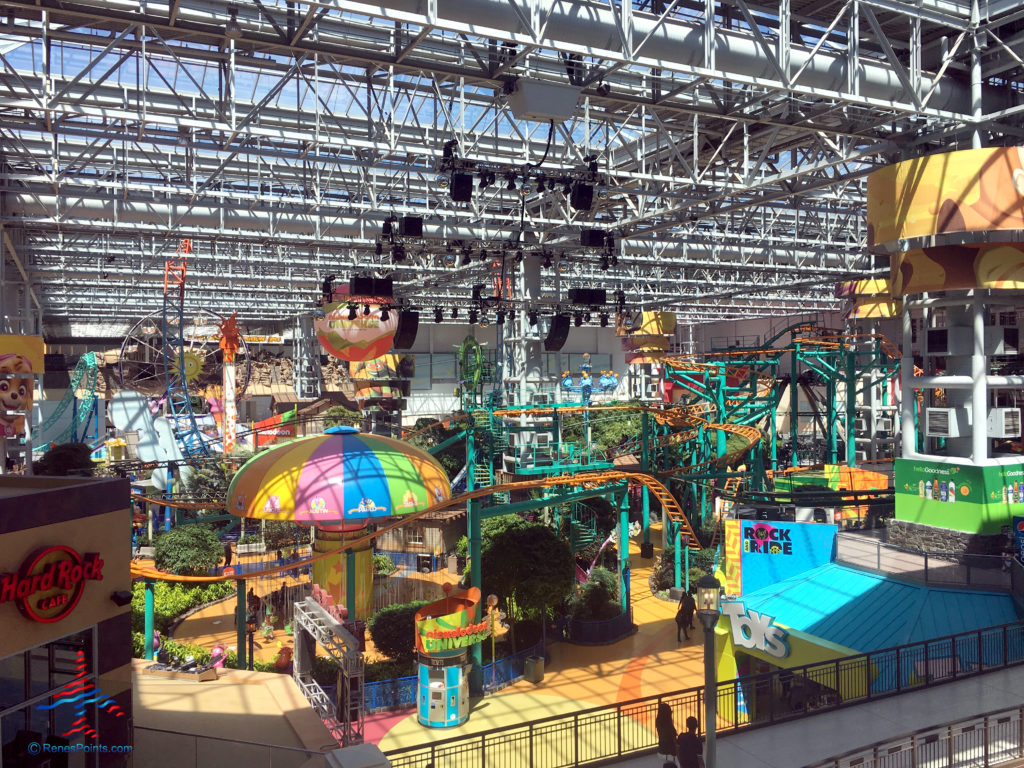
[227, 426, 451, 527]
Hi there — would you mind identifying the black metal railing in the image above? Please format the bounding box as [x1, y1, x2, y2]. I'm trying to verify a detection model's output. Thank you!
[384, 619, 1024, 768]
[835, 533, 1011, 591]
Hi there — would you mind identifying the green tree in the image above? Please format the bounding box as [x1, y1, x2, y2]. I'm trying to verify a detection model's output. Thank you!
[264, 519, 305, 550]
[324, 405, 360, 429]
[568, 565, 620, 621]
[182, 451, 252, 517]
[480, 520, 574, 651]
[154, 524, 224, 575]
[368, 600, 428, 663]
[406, 417, 466, 480]
[33, 443, 94, 476]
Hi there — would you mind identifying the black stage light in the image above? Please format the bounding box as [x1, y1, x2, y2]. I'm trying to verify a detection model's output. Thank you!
[496, 310, 506, 324]
[375, 241, 383, 256]
[434, 307, 443, 323]
[380, 307, 390, 322]
[600, 313, 609, 327]
[574, 312, 582, 327]
[363, 304, 371, 316]
[528, 310, 538, 326]
[505, 173, 517, 191]
[479, 248, 489, 262]
[392, 244, 406, 262]
[348, 304, 358, 320]
[543, 252, 552, 268]
[515, 250, 523, 264]
[451, 307, 459, 319]
[469, 309, 478, 324]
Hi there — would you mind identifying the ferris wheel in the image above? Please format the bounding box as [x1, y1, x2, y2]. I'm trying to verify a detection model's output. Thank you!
[116, 308, 252, 403]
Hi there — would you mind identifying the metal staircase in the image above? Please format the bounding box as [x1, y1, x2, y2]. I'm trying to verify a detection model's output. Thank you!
[708, 475, 742, 553]
[568, 503, 599, 552]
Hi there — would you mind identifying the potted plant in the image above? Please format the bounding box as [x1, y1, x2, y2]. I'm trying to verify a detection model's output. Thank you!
[237, 534, 266, 556]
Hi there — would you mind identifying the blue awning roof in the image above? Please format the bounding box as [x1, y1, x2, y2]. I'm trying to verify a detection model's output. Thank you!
[736, 563, 1019, 652]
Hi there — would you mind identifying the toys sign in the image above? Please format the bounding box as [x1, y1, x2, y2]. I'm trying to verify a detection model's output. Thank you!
[722, 601, 790, 659]
[0, 546, 104, 623]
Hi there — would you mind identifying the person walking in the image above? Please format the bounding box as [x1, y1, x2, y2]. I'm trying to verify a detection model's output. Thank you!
[676, 716, 704, 768]
[676, 590, 696, 642]
[224, 542, 233, 568]
[655, 702, 678, 766]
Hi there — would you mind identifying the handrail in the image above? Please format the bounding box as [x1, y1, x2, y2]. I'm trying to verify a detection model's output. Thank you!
[134, 724, 335, 755]
[802, 704, 1024, 768]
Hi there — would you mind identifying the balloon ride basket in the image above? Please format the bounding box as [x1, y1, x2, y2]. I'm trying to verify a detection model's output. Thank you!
[417, 650, 470, 728]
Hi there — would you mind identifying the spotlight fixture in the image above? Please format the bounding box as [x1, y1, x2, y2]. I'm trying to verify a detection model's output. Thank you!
[610, 253, 618, 267]
[528, 310, 538, 326]
[380, 307, 390, 322]
[557, 259, 570, 273]
[515, 250, 523, 264]
[600, 255, 610, 270]
[225, 6, 243, 40]
[543, 253, 553, 269]
[436, 173, 450, 189]
[505, 173, 517, 191]
[584, 311, 592, 323]
[479, 248, 489, 263]
[392, 244, 406, 262]
[348, 304, 358, 320]
[104, 254, 115, 264]
[536, 176, 546, 192]
[101, 271, 109, 279]
[434, 307, 443, 323]
[574, 312, 583, 328]
[595, 81, 610, 97]
[479, 170, 495, 189]
[598, 185, 610, 200]
[469, 308, 478, 324]
[451, 307, 459, 319]
[520, 181, 532, 196]
[496, 310, 506, 324]
[600, 313, 609, 327]
[562, 179, 573, 195]
[375, 241, 383, 256]
[443, 250, 458, 268]
[363, 304, 371, 316]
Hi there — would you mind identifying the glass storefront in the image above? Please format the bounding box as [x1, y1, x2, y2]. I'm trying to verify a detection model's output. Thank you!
[0, 629, 96, 768]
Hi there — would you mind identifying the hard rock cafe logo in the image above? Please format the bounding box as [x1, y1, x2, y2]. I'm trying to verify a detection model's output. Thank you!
[0, 546, 104, 623]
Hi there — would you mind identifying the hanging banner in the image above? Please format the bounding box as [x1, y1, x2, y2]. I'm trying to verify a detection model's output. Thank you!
[0, 335, 44, 437]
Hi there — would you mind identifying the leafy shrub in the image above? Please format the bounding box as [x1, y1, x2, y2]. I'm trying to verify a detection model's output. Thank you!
[568, 566, 621, 621]
[154, 524, 224, 575]
[373, 553, 396, 575]
[237, 534, 262, 545]
[130, 580, 236, 634]
[455, 535, 468, 557]
[312, 655, 340, 687]
[33, 443, 94, 476]
[652, 546, 716, 592]
[324, 405, 360, 429]
[369, 601, 428, 663]
[364, 659, 417, 682]
[135, 534, 152, 548]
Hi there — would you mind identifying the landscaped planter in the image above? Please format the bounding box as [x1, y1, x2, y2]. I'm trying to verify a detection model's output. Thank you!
[237, 542, 266, 555]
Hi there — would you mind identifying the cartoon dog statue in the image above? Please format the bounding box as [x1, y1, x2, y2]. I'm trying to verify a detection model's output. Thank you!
[0, 354, 33, 437]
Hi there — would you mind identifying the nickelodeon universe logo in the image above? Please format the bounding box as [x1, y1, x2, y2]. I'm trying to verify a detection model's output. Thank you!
[722, 602, 790, 659]
[0, 546, 104, 623]
[743, 523, 794, 555]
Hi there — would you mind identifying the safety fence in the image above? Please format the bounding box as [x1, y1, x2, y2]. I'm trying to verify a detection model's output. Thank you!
[835, 534, 1011, 592]
[385, 619, 1024, 768]
[561, 609, 637, 645]
[134, 725, 331, 768]
[804, 705, 1024, 768]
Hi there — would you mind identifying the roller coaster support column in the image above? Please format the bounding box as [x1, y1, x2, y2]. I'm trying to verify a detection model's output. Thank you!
[846, 348, 857, 467]
[466, 423, 484, 692]
[715, 366, 727, 458]
[144, 579, 155, 660]
[640, 411, 651, 547]
[618, 492, 630, 614]
[827, 362, 838, 465]
[674, 528, 682, 589]
[345, 549, 357, 618]
[236, 578, 247, 670]
[791, 343, 800, 467]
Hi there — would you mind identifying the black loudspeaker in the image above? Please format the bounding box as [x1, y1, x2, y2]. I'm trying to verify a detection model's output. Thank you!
[350, 277, 394, 297]
[399, 216, 423, 237]
[393, 311, 419, 349]
[450, 173, 474, 202]
[580, 228, 605, 247]
[570, 183, 594, 211]
[568, 288, 607, 305]
[544, 314, 571, 351]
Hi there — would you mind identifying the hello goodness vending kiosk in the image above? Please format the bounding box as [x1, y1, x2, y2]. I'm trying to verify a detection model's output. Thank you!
[0, 474, 132, 767]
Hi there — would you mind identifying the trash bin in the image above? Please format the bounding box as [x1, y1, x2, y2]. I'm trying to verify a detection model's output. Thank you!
[416, 553, 433, 573]
[524, 655, 545, 684]
[640, 541, 655, 559]
[448, 555, 459, 574]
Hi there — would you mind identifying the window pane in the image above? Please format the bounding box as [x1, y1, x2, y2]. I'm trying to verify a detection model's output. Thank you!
[432, 354, 456, 381]
[0, 652, 25, 710]
[28, 647, 49, 699]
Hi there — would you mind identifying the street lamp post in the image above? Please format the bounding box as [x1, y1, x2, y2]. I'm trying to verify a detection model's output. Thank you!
[696, 574, 722, 768]
[245, 611, 257, 671]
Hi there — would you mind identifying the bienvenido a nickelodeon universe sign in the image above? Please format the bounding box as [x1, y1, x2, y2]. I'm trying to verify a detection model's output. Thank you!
[0, 546, 104, 623]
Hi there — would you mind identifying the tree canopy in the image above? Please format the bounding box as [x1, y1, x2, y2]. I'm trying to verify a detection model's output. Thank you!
[154, 524, 224, 576]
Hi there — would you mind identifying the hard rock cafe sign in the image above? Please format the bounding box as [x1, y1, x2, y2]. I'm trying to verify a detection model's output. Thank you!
[0, 546, 104, 623]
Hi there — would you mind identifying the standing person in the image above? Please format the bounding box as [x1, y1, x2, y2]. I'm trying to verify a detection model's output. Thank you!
[676, 591, 696, 642]
[676, 716, 704, 768]
[224, 542, 233, 568]
[655, 702, 678, 766]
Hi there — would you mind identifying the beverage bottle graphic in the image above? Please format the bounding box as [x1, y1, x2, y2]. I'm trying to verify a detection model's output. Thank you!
[919, 480, 925, 498]
[925, 480, 933, 500]
[940, 481, 948, 502]
[948, 485, 955, 503]
[1004, 485, 1009, 504]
